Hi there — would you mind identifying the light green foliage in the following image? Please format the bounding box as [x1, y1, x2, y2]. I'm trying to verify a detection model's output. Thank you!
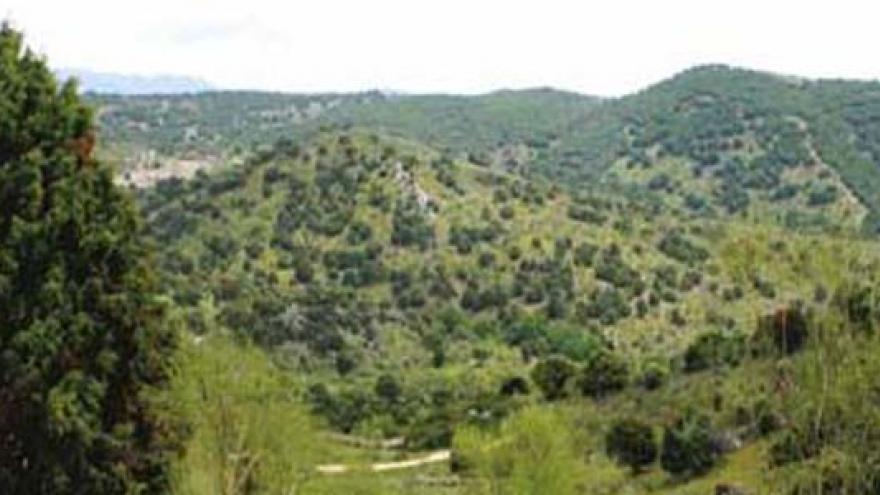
[171, 336, 320, 494]
[453, 407, 588, 495]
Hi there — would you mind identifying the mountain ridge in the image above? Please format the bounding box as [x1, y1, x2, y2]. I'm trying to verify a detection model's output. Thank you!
[56, 67, 214, 94]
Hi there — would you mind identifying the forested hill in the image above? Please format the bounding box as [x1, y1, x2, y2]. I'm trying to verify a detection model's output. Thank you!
[58, 60, 880, 493]
[136, 128, 880, 494]
[90, 65, 880, 233]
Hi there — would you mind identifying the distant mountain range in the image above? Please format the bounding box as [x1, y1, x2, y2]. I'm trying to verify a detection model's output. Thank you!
[55, 68, 213, 95]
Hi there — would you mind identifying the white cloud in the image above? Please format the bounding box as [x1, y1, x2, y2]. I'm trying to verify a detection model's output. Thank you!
[4, 0, 880, 95]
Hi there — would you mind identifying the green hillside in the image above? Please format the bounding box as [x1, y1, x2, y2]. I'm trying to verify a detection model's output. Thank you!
[66, 64, 880, 493]
[11, 13, 880, 494]
[94, 66, 880, 233]
[135, 127, 880, 493]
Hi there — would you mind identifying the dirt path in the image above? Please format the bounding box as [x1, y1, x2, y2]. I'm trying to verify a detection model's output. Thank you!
[316, 449, 450, 475]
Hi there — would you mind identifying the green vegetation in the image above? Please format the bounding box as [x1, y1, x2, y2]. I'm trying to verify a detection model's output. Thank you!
[0, 24, 181, 493]
[10, 23, 880, 493]
[605, 418, 658, 473]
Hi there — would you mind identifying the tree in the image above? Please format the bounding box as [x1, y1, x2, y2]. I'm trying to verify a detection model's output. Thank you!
[374, 373, 402, 404]
[577, 350, 628, 399]
[531, 356, 576, 401]
[0, 24, 182, 493]
[754, 305, 810, 355]
[661, 413, 718, 478]
[605, 418, 658, 473]
[683, 330, 747, 372]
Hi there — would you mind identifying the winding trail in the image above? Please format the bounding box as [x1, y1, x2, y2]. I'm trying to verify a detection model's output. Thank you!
[316, 449, 451, 475]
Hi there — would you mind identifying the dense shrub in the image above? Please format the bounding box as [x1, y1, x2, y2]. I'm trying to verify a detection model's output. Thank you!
[605, 418, 658, 473]
[683, 330, 747, 372]
[391, 201, 435, 250]
[661, 413, 718, 478]
[579, 288, 632, 325]
[531, 356, 577, 401]
[573, 243, 599, 267]
[753, 305, 810, 355]
[594, 246, 644, 292]
[577, 350, 629, 399]
[658, 231, 709, 265]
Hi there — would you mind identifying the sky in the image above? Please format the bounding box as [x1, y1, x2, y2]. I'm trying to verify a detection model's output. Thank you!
[4, 0, 880, 96]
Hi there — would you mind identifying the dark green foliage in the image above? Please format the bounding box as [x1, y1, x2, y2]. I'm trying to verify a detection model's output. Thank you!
[573, 242, 598, 267]
[499, 376, 530, 396]
[577, 350, 629, 399]
[833, 283, 880, 332]
[594, 245, 644, 292]
[683, 330, 747, 372]
[0, 25, 181, 493]
[449, 223, 502, 254]
[638, 360, 668, 390]
[657, 231, 709, 265]
[754, 305, 810, 355]
[605, 418, 658, 472]
[661, 413, 718, 478]
[460, 282, 509, 313]
[806, 183, 839, 206]
[753, 275, 777, 299]
[499, 204, 515, 220]
[579, 288, 632, 325]
[502, 316, 602, 362]
[345, 220, 373, 244]
[531, 356, 577, 401]
[567, 205, 606, 225]
[391, 201, 435, 250]
[374, 374, 402, 403]
[770, 183, 799, 202]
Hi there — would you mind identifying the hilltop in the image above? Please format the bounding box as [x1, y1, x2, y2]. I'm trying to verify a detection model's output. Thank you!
[91, 65, 880, 233]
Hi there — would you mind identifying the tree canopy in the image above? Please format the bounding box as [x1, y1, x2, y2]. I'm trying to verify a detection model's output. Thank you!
[0, 23, 181, 493]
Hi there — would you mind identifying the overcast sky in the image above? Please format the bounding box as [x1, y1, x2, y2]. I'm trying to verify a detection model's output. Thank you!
[4, 0, 879, 96]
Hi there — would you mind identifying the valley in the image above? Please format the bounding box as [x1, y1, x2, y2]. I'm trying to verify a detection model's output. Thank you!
[101, 66, 880, 493]
[6, 21, 880, 492]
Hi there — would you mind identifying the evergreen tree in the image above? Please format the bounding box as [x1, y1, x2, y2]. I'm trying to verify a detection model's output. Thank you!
[0, 24, 182, 493]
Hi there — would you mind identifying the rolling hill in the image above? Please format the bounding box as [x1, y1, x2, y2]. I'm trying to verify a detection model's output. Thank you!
[93, 65, 880, 494]
[95, 65, 880, 234]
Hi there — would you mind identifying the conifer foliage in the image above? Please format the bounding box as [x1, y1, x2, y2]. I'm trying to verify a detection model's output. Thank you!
[0, 24, 181, 493]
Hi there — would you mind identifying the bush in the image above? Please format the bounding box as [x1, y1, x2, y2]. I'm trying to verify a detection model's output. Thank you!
[657, 231, 709, 265]
[638, 360, 668, 390]
[833, 283, 880, 333]
[374, 374, 402, 404]
[391, 201, 435, 250]
[594, 246, 643, 291]
[499, 376, 530, 396]
[753, 305, 810, 355]
[573, 243, 598, 267]
[606, 418, 658, 473]
[577, 350, 629, 399]
[531, 356, 577, 401]
[661, 413, 718, 478]
[683, 330, 747, 372]
[579, 288, 632, 325]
